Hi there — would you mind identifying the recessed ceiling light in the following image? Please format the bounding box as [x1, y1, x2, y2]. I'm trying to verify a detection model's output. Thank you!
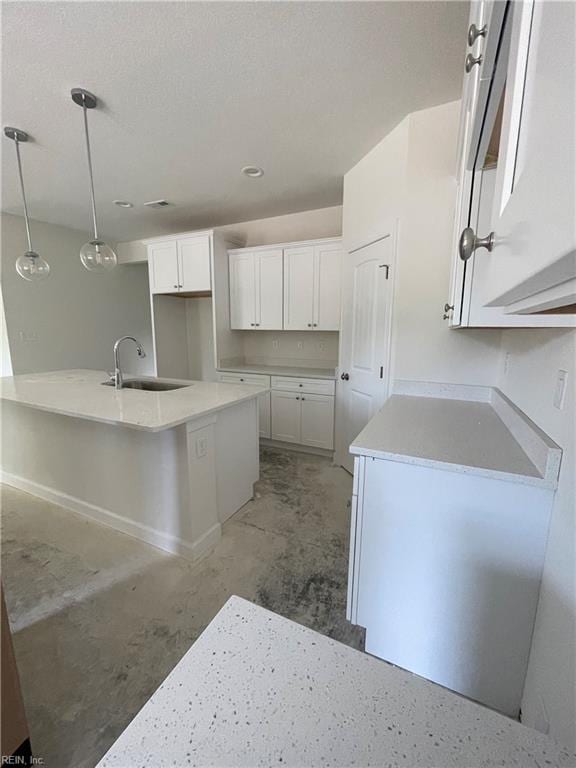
[113, 200, 133, 208]
[242, 166, 264, 178]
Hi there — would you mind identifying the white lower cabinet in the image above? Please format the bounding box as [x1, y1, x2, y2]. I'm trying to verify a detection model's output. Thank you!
[300, 394, 335, 449]
[347, 454, 555, 718]
[270, 391, 301, 444]
[271, 385, 334, 450]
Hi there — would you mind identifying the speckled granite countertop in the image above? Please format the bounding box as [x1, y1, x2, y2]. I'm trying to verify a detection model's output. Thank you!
[218, 363, 336, 379]
[96, 596, 574, 767]
[350, 380, 561, 488]
[0, 370, 262, 432]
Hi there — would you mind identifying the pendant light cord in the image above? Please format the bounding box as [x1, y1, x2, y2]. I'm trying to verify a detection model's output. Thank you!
[81, 97, 99, 240]
[13, 137, 34, 252]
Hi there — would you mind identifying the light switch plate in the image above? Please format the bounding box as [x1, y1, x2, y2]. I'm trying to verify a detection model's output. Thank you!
[196, 436, 208, 458]
[553, 369, 567, 410]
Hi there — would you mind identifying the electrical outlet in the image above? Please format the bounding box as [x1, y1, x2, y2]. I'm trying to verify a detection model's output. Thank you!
[534, 695, 550, 735]
[318, 342, 326, 353]
[553, 369, 567, 410]
[297, 341, 304, 350]
[195, 436, 208, 458]
[18, 330, 39, 343]
[503, 350, 511, 376]
[272, 339, 279, 350]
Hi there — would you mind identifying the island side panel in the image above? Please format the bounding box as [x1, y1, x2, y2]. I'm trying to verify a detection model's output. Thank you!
[214, 397, 259, 523]
[0, 401, 220, 560]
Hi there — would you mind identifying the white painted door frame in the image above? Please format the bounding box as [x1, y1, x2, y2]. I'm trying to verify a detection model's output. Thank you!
[335, 223, 397, 472]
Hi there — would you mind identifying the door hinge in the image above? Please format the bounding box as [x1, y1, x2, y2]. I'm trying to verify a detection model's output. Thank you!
[379, 264, 390, 279]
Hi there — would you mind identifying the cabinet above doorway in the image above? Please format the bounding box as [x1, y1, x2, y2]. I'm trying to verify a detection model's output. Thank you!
[144, 231, 213, 296]
[228, 238, 343, 332]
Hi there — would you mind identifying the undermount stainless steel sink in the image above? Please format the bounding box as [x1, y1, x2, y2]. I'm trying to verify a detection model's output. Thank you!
[102, 379, 190, 392]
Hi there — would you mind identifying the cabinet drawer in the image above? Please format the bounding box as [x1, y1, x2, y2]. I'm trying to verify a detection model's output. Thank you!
[271, 376, 335, 395]
[218, 372, 270, 388]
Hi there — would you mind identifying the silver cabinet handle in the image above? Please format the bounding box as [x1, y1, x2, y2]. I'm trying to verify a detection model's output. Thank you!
[459, 227, 495, 262]
[465, 53, 483, 73]
[444, 303, 454, 313]
[468, 23, 487, 46]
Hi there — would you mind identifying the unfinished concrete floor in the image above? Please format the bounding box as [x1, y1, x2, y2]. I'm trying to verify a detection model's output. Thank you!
[1, 447, 363, 768]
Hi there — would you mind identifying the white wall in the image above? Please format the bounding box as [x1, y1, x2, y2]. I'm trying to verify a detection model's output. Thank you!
[343, 101, 502, 388]
[220, 206, 342, 248]
[498, 329, 576, 750]
[1, 213, 153, 376]
[186, 297, 217, 381]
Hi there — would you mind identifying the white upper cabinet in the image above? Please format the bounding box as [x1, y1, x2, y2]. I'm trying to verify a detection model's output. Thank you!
[314, 241, 343, 330]
[255, 250, 284, 329]
[284, 240, 343, 330]
[449, 1, 575, 326]
[148, 241, 179, 294]
[283, 246, 315, 329]
[178, 235, 212, 292]
[229, 249, 283, 329]
[147, 232, 212, 295]
[229, 252, 257, 329]
[229, 238, 342, 331]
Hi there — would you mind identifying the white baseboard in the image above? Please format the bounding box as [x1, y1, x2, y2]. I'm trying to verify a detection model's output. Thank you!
[0, 471, 221, 562]
[260, 438, 334, 458]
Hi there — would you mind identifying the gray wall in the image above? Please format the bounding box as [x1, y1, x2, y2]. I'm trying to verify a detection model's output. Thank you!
[1, 213, 153, 375]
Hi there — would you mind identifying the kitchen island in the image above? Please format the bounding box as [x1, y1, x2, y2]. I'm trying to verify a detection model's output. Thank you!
[0, 370, 264, 560]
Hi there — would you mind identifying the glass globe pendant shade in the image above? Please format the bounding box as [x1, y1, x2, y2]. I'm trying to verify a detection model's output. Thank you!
[15, 250, 51, 281]
[80, 239, 117, 272]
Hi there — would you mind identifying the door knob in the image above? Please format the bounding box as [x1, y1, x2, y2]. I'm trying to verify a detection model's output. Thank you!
[459, 227, 495, 262]
[465, 53, 483, 72]
[468, 23, 487, 46]
[341, 372, 350, 381]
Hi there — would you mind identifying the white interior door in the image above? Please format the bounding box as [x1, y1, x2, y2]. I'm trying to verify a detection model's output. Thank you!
[283, 246, 315, 329]
[149, 242, 179, 294]
[229, 252, 256, 329]
[314, 242, 342, 330]
[255, 249, 283, 329]
[336, 234, 394, 473]
[178, 235, 211, 292]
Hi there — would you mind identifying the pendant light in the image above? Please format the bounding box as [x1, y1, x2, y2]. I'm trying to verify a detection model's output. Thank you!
[71, 88, 117, 272]
[3, 127, 50, 281]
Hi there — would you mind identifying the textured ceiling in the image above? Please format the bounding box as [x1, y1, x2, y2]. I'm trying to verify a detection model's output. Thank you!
[1, 1, 469, 241]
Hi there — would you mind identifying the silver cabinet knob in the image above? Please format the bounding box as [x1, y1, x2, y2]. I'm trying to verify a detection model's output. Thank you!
[313, 323, 318, 327]
[468, 23, 487, 46]
[443, 303, 454, 320]
[341, 372, 350, 381]
[459, 227, 495, 262]
[307, 323, 312, 327]
[173, 284, 178, 289]
[465, 53, 483, 73]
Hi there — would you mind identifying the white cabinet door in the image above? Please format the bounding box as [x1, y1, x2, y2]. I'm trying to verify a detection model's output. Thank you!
[149, 241, 179, 294]
[300, 394, 334, 449]
[314, 242, 342, 330]
[255, 249, 283, 330]
[258, 391, 271, 439]
[475, 1, 576, 310]
[283, 246, 315, 330]
[229, 252, 256, 329]
[271, 391, 301, 444]
[178, 235, 211, 292]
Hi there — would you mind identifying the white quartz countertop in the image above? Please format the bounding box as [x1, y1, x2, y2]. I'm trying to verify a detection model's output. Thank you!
[350, 381, 561, 488]
[218, 363, 336, 379]
[0, 370, 263, 432]
[96, 596, 574, 768]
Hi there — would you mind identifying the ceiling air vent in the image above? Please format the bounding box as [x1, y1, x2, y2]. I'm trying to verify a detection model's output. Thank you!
[144, 199, 171, 208]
